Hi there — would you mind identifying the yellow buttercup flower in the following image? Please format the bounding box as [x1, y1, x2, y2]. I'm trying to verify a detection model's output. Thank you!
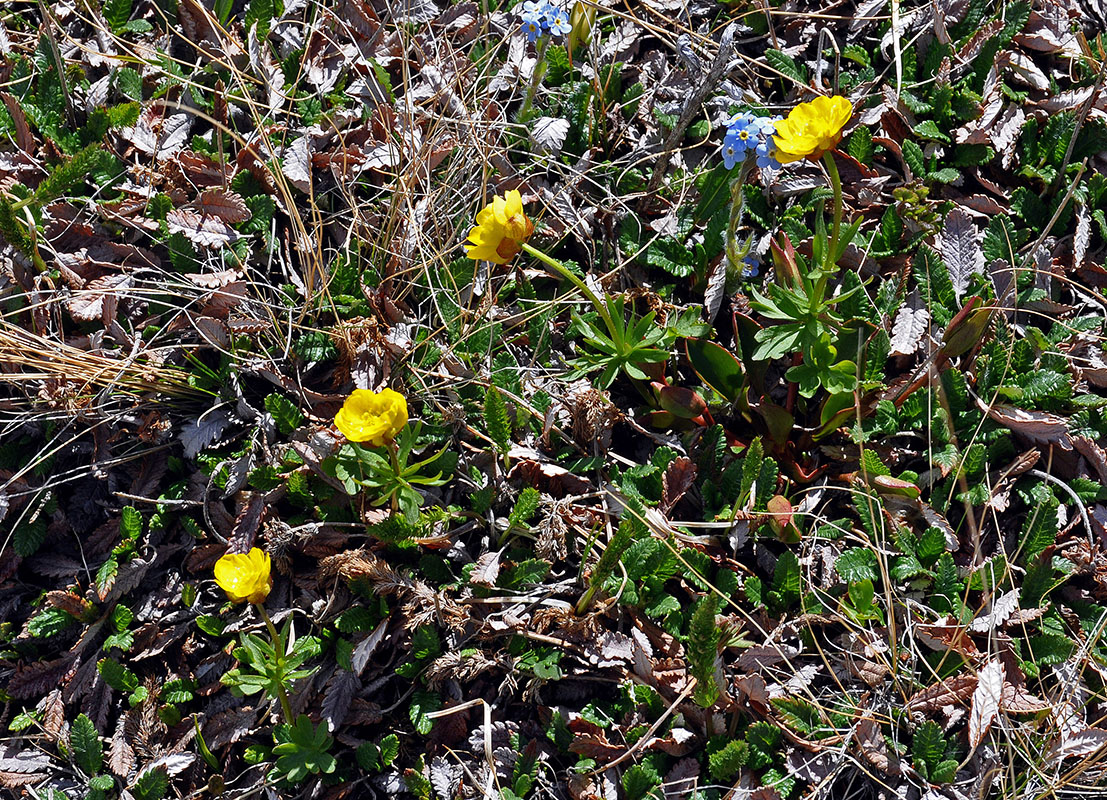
[214, 548, 272, 604]
[334, 387, 408, 446]
[465, 189, 534, 265]
[772, 95, 853, 164]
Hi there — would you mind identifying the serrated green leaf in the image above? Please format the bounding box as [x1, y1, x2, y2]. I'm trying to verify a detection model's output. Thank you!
[70, 714, 103, 775]
[98, 657, 139, 693]
[483, 385, 511, 454]
[765, 49, 807, 84]
[836, 548, 879, 583]
[264, 393, 305, 435]
[688, 596, 719, 708]
[133, 767, 168, 800]
[847, 126, 874, 166]
[902, 139, 926, 179]
[120, 506, 142, 540]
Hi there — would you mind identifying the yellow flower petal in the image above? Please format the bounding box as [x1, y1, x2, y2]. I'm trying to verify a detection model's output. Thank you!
[334, 388, 409, 446]
[465, 191, 534, 264]
[214, 548, 272, 604]
[773, 95, 853, 163]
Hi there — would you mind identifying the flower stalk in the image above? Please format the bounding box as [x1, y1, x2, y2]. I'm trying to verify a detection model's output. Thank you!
[255, 603, 294, 724]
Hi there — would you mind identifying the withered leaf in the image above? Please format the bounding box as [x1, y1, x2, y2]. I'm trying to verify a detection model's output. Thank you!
[969, 660, 1005, 750]
[907, 673, 978, 712]
[661, 457, 696, 514]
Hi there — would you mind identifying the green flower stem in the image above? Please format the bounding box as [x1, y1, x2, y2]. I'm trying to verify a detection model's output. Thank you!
[521, 241, 617, 339]
[255, 603, 294, 724]
[387, 439, 402, 515]
[519, 36, 550, 119]
[822, 149, 843, 272]
[725, 161, 752, 274]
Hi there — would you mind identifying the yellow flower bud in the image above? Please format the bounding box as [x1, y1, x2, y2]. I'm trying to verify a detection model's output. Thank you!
[334, 388, 408, 446]
[214, 548, 272, 604]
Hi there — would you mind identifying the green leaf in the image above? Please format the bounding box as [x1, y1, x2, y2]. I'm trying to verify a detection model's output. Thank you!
[499, 558, 550, 589]
[1019, 488, 1058, 564]
[765, 49, 807, 84]
[120, 505, 142, 540]
[771, 696, 822, 736]
[902, 139, 926, 179]
[272, 715, 335, 783]
[102, 0, 132, 33]
[33, 143, 105, 206]
[98, 657, 139, 693]
[982, 214, 1019, 264]
[621, 762, 661, 800]
[1028, 632, 1074, 666]
[685, 338, 745, 403]
[133, 767, 168, 800]
[244, 0, 284, 37]
[70, 714, 103, 775]
[847, 126, 874, 166]
[772, 550, 801, 605]
[912, 720, 945, 770]
[913, 119, 951, 143]
[508, 487, 541, 528]
[836, 548, 879, 583]
[379, 733, 399, 766]
[708, 739, 749, 780]
[409, 691, 441, 735]
[264, 393, 305, 435]
[688, 596, 720, 708]
[13, 516, 46, 557]
[483, 385, 512, 454]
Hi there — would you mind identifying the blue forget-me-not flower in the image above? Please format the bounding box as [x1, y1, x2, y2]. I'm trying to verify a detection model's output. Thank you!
[519, 1, 571, 42]
[722, 112, 782, 170]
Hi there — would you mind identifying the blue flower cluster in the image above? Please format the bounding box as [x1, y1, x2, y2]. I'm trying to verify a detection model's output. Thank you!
[520, 1, 572, 43]
[742, 255, 760, 279]
[722, 112, 781, 170]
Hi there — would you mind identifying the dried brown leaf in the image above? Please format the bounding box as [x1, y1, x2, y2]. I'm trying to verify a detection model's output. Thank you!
[192, 189, 251, 224]
[969, 659, 1004, 749]
[907, 673, 978, 712]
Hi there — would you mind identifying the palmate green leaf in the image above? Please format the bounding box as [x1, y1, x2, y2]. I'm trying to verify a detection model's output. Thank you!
[70, 713, 103, 775]
[273, 715, 335, 783]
